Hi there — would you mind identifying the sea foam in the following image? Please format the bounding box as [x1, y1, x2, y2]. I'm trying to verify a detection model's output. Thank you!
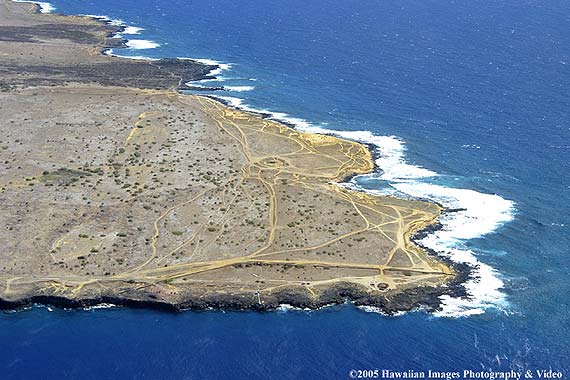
[103, 49, 158, 61]
[82, 303, 118, 311]
[188, 58, 232, 70]
[121, 26, 143, 35]
[392, 182, 515, 316]
[80, 14, 150, 51]
[125, 39, 160, 49]
[224, 85, 255, 92]
[178, 58, 233, 78]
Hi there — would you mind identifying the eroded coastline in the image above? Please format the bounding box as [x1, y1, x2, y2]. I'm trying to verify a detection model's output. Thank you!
[0, 0, 463, 314]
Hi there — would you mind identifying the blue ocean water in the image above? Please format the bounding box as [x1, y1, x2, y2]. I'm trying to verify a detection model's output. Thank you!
[2, 0, 570, 378]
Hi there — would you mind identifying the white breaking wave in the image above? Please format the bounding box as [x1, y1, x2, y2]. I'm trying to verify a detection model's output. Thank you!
[103, 49, 158, 61]
[80, 15, 145, 43]
[224, 85, 255, 92]
[391, 182, 515, 316]
[393, 183, 515, 241]
[277, 303, 339, 312]
[358, 306, 412, 316]
[268, 111, 314, 129]
[277, 304, 311, 312]
[189, 58, 232, 70]
[184, 83, 252, 92]
[177, 58, 232, 78]
[125, 39, 160, 49]
[83, 303, 118, 311]
[211, 96, 250, 110]
[115, 26, 144, 38]
[206, 68, 225, 76]
[12, 0, 54, 13]
[184, 83, 215, 89]
[121, 26, 143, 35]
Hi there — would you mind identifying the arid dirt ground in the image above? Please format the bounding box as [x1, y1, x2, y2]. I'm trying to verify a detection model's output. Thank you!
[0, 0, 455, 311]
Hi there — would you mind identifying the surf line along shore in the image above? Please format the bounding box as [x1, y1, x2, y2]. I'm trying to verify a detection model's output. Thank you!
[0, 0, 465, 313]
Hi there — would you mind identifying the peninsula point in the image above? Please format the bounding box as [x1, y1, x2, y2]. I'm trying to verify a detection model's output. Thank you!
[0, 0, 459, 312]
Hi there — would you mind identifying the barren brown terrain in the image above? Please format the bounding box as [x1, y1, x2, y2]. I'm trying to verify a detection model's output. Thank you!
[0, 0, 456, 312]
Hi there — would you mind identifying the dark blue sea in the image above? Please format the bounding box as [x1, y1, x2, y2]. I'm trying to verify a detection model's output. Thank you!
[3, 0, 569, 378]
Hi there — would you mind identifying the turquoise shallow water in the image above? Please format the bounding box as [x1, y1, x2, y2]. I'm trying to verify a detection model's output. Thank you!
[2, 0, 569, 378]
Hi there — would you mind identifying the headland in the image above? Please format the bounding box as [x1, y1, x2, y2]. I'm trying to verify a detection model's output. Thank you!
[0, 0, 462, 313]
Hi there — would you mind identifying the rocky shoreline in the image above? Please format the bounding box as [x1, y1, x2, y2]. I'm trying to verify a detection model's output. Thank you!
[0, 275, 467, 314]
